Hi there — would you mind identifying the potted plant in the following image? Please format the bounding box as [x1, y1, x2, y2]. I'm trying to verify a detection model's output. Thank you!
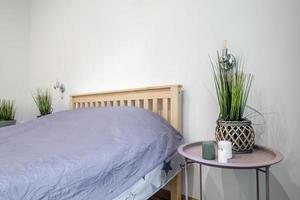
[33, 89, 53, 117]
[211, 46, 254, 153]
[0, 99, 16, 128]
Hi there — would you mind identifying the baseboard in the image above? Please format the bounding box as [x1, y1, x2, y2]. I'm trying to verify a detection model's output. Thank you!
[153, 189, 198, 200]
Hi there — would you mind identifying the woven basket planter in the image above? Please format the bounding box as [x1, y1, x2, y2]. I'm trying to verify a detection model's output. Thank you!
[215, 119, 255, 153]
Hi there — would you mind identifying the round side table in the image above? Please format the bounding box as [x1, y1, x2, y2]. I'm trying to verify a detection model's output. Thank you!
[178, 142, 283, 200]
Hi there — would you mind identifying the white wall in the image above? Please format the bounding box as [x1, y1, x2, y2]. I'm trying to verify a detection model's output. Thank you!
[0, 0, 30, 120]
[3, 0, 300, 199]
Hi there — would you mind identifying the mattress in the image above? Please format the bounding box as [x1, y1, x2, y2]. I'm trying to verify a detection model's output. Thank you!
[0, 107, 183, 200]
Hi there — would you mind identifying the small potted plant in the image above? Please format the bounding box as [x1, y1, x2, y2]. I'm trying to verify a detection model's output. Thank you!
[211, 45, 254, 153]
[0, 99, 16, 128]
[33, 89, 53, 117]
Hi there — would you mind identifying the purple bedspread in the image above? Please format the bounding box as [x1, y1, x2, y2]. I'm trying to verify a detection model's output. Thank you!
[0, 107, 182, 200]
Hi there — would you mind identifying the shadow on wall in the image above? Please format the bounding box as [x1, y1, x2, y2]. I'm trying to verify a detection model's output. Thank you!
[205, 171, 223, 199]
[205, 168, 255, 200]
[258, 106, 300, 200]
[271, 142, 300, 200]
[269, 173, 290, 200]
[203, 168, 290, 200]
[234, 170, 290, 200]
[186, 164, 196, 197]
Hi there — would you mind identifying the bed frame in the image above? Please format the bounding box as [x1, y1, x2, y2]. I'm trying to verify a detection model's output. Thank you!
[70, 84, 183, 200]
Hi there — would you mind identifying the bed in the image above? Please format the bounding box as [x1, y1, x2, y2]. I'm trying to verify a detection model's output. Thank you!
[0, 85, 183, 200]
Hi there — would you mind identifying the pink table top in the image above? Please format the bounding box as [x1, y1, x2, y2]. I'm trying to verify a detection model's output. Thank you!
[178, 141, 283, 169]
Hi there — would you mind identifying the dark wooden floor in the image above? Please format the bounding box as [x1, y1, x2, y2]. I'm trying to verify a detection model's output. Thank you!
[148, 197, 166, 200]
[148, 189, 194, 200]
[148, 196, 168, 200]
[148, 190, 169, 200]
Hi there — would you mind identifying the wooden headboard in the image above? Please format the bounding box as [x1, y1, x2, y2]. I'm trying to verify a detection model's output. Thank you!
[70, 85, 182, 132]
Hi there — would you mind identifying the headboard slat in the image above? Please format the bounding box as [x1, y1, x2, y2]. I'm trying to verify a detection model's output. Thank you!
[144, 99, 149, 110]
[162, 98, 168, 120]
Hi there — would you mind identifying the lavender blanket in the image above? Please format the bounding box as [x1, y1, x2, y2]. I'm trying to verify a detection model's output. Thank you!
[0, 107, 182, 200]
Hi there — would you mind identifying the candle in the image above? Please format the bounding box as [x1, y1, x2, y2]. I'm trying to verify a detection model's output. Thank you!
[202, 141, 216, 160]
[218, 148, 227, 163]
[218, 140, 232, 159]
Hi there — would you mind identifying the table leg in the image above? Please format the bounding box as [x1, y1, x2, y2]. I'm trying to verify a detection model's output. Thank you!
[184, 159, 188, 200]
[256, 169, 259, 200]
[266, 167, 270, 200]
[199, 163, 202, 200]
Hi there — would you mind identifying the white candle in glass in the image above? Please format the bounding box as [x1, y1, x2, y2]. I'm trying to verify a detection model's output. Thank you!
[218, 148, 227, 163]
[218, 141, 232, 159]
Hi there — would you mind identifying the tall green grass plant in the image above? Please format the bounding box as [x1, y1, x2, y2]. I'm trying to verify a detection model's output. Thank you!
[211, 52, 253, 121]
[33, 89, 53, 116]
[0, 100, 16, 120]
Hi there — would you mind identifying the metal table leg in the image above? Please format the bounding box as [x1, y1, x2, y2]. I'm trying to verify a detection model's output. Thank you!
[256, 169, 260, 200]
[266, 167, 270, 200]
[199, 164, 202, 200]
[185, 158, 188, 200]
[257, 166, 271, 200]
